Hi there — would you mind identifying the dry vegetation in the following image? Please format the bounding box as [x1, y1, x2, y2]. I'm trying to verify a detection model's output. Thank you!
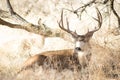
[0, 42, 119, 80]
[17, 44, 120, 80]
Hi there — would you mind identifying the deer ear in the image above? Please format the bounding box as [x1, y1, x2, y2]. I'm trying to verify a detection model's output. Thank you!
[85, 31, 94, 38]
[84, 34, 93, 42]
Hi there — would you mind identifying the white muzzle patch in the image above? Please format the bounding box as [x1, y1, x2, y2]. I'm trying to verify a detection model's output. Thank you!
[75, 41, 85, 48]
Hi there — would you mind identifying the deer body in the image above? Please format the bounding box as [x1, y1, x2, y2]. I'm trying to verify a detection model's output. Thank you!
[22, 49, 74, 69]
[21, 41, 91, 71]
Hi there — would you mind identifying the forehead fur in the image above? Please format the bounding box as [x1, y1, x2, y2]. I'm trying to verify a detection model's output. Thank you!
[75, 36, 85, 41]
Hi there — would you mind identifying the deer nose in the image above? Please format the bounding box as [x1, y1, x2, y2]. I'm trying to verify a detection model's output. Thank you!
[75, 47, 82, 51]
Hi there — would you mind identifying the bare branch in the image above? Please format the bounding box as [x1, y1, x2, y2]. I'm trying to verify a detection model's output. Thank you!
[74, 0, 96, 13]
[0, 18, 41, 34]
[110, 0, 120, 28]
[103, 0, 109, 4]
[6, 0, 14, 14]
[6, 0, 29, 24]
[0, 0, 55, 37]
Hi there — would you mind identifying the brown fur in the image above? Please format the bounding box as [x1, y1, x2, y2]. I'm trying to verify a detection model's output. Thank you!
[20, 49, 81, 72]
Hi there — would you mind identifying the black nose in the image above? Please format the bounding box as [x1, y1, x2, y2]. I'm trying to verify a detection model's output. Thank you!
[75, 47, 82, 51]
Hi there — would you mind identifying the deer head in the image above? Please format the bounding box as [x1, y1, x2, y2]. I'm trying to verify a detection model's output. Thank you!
[58, 8, 102, 54]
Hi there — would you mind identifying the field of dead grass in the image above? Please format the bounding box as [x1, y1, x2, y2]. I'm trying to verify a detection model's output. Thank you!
[0, 43, 119, 80]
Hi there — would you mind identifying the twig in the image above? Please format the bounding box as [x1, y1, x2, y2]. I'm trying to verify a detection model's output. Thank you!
[6, 0, 29, 24]
[110, 0, 120, 28]
[74, 0, 96, 12]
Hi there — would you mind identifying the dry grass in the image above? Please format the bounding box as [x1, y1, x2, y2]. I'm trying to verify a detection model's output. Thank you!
[0, 43, 120, 80]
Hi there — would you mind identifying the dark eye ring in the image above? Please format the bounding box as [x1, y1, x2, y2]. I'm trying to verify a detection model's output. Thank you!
[75, 47, 82, 51]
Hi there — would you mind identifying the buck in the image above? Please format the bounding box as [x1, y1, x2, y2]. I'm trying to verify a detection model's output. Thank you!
[19, 8, 102, 72]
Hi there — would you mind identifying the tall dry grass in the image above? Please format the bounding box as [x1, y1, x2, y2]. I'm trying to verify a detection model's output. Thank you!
[0, 43, 120, 80]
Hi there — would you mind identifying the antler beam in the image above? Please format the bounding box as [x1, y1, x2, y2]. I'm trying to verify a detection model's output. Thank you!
[85, 8, 102, 38]
[58, 9, 78, 38]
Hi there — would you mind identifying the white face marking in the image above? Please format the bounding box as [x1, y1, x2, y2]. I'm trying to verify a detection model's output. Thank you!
[77, 51, 84, 58]
[75, 41, 85, 48]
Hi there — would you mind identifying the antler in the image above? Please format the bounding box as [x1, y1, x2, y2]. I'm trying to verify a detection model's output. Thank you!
[85, 8, 102, 37]
[58, 9, 78, 38]
[58, 8, 102, 39]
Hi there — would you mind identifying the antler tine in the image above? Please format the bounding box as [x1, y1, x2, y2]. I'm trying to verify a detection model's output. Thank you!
[92, 7, 102, 32]
[85, 8, 102, 37]
[58, 10, 69, 33]
[66, 18, 71, 31]
[58, 9, 78, 38]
